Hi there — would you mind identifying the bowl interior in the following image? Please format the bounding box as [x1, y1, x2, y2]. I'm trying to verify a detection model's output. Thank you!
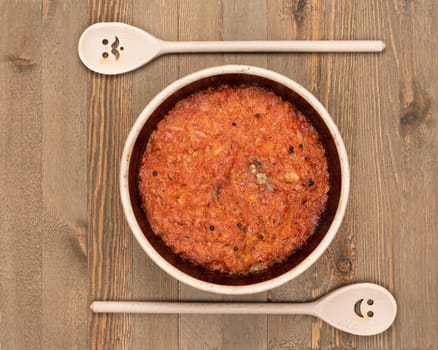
[128, 73, 342, 286]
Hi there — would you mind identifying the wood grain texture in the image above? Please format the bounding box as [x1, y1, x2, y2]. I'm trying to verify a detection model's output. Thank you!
[131, 1, 179, 349]
[353, 1, 438, 350]
[0, 1, 437, 349]
[41, 1, 88, 349]
[87, 1, 133, 349]
[0, 1, 43, 349]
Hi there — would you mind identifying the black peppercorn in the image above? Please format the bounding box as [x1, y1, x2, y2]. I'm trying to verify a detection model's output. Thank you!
[209, 225, 215, 231]
[233, 246, 239, 251]
[288, 145, 294, 153]
[152, 170, 158, 176]
[253, 160, 262, 167]
[232, 122, 237, 126]
[254, 113, 261, 118]
[306, 178, 315, 187]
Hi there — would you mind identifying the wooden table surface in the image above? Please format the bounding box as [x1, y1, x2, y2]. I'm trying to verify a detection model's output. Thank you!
[1, 1, 437, 349]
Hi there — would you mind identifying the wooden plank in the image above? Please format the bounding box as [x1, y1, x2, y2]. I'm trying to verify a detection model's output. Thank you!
[41, 1, 88, 349]
[87, 1, 133, 349]
[399, 3, 438, 347]
[177, 1, 225, 349]
[348, 2, 394, 349]
[130, 1, 179, 349]
[354, 1, 438, 349]
[222, 1, 268, 350]
[314, 2, 358, 348]
[0, 1, 43, 349]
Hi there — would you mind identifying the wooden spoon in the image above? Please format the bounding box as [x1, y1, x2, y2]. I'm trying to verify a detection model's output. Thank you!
[78, 22, 385, 75]
[90, 283, 396, 336]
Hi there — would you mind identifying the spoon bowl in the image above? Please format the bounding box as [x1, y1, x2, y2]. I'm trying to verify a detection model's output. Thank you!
[314, 283, 397, 336]
[78, 22, 162, 75]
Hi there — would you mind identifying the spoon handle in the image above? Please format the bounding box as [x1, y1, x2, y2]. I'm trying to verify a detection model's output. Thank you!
[162, 40, 385, 54]
[91, 301, 317, 315]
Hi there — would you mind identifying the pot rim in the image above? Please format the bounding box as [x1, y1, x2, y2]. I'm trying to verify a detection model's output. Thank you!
[120, 65, 350, 295]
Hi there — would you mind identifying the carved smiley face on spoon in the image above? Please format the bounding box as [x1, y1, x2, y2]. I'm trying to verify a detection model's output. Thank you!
[78, 22, 385, 75]
[78, 22, 163, 75]
[313, 283, 397, 336]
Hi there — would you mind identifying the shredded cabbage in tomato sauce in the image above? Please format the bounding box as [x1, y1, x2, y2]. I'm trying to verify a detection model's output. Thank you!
[139, 85, 329, 274]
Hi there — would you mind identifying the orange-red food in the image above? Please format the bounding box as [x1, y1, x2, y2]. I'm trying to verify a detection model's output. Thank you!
[139, 85, 329, 274]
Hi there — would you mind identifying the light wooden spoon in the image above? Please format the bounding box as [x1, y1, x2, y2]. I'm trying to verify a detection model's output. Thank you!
[78, 22, 385, 75]
[90, 283, 396, 336]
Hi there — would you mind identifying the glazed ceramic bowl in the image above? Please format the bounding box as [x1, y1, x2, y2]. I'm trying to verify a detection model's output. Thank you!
[120, 65, 349, 295]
